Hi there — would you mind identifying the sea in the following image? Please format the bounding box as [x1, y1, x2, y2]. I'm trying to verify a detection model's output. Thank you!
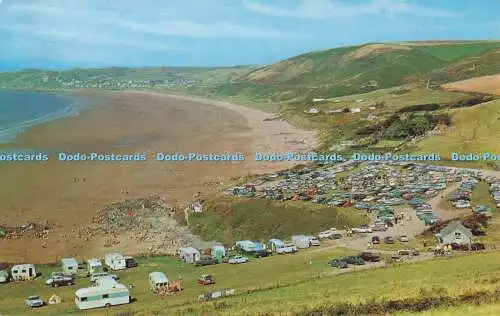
[0, 89, 91, 144]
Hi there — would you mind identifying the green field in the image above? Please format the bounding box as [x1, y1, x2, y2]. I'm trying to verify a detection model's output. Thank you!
[0, 246, 355, 315]
[412, 42, 500, 62]
[414, 99, 500, 166]
[183, 196, 369, 244]
[3, 247, 500, 315]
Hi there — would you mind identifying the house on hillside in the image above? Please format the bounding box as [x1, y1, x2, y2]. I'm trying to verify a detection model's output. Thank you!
[351, 108, 361, 113]
[435, 221, 473, 246]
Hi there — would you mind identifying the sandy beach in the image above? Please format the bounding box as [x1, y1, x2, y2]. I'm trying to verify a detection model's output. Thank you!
[0, 89, 317, 263]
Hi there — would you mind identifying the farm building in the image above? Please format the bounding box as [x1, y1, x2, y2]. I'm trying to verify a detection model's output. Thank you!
[435, 221, 474, 246]
[236, 240, 257, 253]
[180, 247, 201, 264]
[61, 257, 79, 275]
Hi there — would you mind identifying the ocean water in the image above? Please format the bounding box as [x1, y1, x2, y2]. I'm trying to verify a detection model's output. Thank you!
[0, 89, 91, 143]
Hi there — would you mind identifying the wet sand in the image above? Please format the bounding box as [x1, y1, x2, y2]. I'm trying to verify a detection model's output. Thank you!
[0, 90, 317, 263]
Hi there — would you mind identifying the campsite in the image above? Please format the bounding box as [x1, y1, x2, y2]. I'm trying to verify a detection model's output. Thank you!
[1, 159, 500, 315]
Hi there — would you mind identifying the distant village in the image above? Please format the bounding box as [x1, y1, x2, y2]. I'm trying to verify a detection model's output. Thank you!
[4, 73, 198, 89]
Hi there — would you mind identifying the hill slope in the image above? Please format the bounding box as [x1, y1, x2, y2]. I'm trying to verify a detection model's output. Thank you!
[211, 41, 500, 102]
[442, 74, 500, 95]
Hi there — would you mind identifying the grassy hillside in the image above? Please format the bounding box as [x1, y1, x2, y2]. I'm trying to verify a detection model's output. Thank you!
[211, 41, 500, 102]
[182, 196, 369, 244]
[0, 66, 254, 89]
[413, 99, 500, 166]
[2, 244, 500, 315]
[170, 251, 500, 315]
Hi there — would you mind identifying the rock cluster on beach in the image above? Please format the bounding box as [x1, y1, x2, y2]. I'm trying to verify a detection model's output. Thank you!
[0, 222, 51, 240]
[81, 194, 212, 255]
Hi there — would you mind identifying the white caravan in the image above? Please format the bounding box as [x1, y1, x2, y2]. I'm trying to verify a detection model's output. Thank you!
[75, 283, 130, 310]
[104, 253, 126, 271]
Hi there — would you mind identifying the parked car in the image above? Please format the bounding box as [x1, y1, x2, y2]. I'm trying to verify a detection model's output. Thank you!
[371, 236, 380, 244]
[254, 250, 273, 258]
[195, 257, 217, 267]
[359, 252, 380, 262]
[328, 259, 348, 269]
[198, 274, 215, 285]
[45, 274, 74, 287]
[352, 225, 373, 233]
[450, 243, 469, 251]
[228, 256, 249, 264]
[328, 233, 343, 240]
[90, 272, 118, 283]
[277, 244, 298, 254]
[391, 253, 402, 261]
[398, 249, 419, 256]
[26, 295, 44, 308]
[384, 236, 395, 244]
[308, 237, 321, 246]
[318, 230, 335, 239]
[471, 243, 486, 251]
[398, 235, 409, 242]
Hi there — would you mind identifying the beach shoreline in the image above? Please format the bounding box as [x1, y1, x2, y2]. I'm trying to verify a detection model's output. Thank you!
[0, 89, 318, 263]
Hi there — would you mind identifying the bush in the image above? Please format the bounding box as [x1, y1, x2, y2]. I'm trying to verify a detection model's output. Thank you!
[446, 95, 495, 108]
[356, 112, 451, 140]
[398, 103, 440, 113]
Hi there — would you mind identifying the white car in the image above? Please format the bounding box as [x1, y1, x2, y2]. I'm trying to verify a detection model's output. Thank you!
[308, 237, 321, 246]
[90, 272, 118, 283]
[318, 230, 335, 239]
[26, 295, 44, 308]
[352, 227, 373, 233]
[277, 244, 298, 254]
[399, 235, 409, 242]
[228, 256, 249, 264]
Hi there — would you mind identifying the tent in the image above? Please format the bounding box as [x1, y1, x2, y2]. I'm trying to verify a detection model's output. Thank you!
[48, 294, 61, 305]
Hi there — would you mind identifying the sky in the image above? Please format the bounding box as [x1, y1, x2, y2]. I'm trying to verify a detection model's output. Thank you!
[0, 0, 499, 69]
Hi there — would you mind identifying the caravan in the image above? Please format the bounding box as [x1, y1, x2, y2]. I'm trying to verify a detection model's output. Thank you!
[105, 253, 126, 271]
[149, 272, 169, 292]
[291, 236, 311, 249]
[179, 247, 200, 264]
[86, 259, 104, 275]
[75, 283, 130, 310]
[11, 264, 37, 281]
[61, 257, 79, 275]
